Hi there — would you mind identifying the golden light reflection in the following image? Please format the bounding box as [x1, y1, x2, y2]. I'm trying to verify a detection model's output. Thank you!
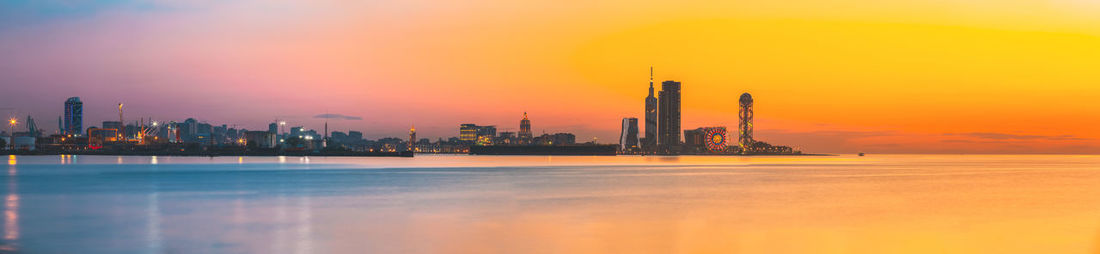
[3, 162, 19, 248]
[6, 155, 13, 165]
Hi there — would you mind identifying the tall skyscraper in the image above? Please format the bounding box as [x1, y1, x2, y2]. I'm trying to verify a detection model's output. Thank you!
[657, 80, 681, 154]
[63, 97, 83, 136]
[619, 118, 640, 152]
[738, 93, 754, 149]
[518, 112, 532, 142]
[644, 67, 658, 154]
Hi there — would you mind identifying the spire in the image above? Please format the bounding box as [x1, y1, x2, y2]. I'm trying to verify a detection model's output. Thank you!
[648, 66, 655, 96]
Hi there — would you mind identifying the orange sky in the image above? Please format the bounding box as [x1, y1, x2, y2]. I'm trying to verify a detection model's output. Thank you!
[0, 0, 1098, 153]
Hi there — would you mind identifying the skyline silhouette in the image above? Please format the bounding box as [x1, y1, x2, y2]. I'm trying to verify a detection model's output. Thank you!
[1, 1, 1098, 154]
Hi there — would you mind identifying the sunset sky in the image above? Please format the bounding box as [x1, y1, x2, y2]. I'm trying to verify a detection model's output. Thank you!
[1, 0, 1098, 153]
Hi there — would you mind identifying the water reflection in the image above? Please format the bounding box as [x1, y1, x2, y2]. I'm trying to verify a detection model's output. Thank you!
[2, 161, 18, 252]
[2, 155, 1100, 253]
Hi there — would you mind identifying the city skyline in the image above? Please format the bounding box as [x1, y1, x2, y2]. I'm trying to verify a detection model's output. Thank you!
[2, 1, 1100, 153]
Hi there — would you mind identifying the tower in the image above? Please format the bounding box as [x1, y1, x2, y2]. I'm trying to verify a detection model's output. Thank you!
[63, 97, 83, 136]
[657, 80, 681, 154]
[118, 103, 124, 139]
[619, 118, 640, 152]
[738, 93, 754, 150]
[409, 125, 416, 151]
[518, 112, 532, 142]
[644, 67, 658, 154]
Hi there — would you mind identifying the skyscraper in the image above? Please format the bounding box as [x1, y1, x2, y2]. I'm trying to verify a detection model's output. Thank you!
[738, 93, 754, 149]
[518, 112, 532, 142]
[619, 118, 639, 152]
[63, 97, 83, 136]
[657, 80, 681, 154]
[644, 67, 658, 154]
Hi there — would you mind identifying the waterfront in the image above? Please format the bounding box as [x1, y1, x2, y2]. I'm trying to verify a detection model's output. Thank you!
[2, 154, 1100, 253]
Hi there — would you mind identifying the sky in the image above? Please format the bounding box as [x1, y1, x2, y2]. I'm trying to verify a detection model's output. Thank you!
[1, 0, 1098, 154]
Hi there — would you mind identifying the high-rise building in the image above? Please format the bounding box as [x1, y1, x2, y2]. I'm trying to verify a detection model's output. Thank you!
[619, 118, 640, 152]
[518, 112, 532, 141]
[63, 97, 83, 136]
[739, 93, 754, 149]
[644, 67, 658, 154]
[268, 122, 278, 134]
[657, 80, 681, 154]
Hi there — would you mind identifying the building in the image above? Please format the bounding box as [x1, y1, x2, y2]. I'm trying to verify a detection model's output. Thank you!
[657, 80, 681, 154]
[496, 132, 516, 145]
[348, 131, 363, 141]
[460, 124, 496, 143]
[63, 97, 83, 136]
[682, 127, 728, 154]
[87, 128, 118, 146]
[644, 67, 658, 153]
[459, 124, 478, 142]
[683, 128, 705, 150]
[739, 93, 754, 149]
[518, 112, 532, 142]
[619, 118, 639, 152]
[102, 121, 122, 133]
[534, 133, 575, 146]
[244, 131, 276, 148]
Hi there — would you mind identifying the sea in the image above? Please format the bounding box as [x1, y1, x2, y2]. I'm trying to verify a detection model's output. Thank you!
[1, 154, 1099, 254]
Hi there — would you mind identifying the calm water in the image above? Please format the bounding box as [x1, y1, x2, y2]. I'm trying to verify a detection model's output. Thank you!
[2, 154, 1100, 253]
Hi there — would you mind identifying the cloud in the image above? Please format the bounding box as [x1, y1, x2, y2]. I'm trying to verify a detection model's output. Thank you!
[945, 132, 1088, 141]
[313, 113, 362, 120]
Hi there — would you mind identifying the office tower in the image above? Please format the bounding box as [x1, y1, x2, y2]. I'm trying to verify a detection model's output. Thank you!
[739, 93, 754, 149]
[657, 80, 681, 154]
[518, 112, 532, 141]
[63, 97, 83, 136]
[268, 122, 278, 134]
[619, 118, 640, 152]
[644, 67, 658, 153]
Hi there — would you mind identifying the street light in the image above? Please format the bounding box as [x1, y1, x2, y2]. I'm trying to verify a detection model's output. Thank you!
[8, 118, 17, 150]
